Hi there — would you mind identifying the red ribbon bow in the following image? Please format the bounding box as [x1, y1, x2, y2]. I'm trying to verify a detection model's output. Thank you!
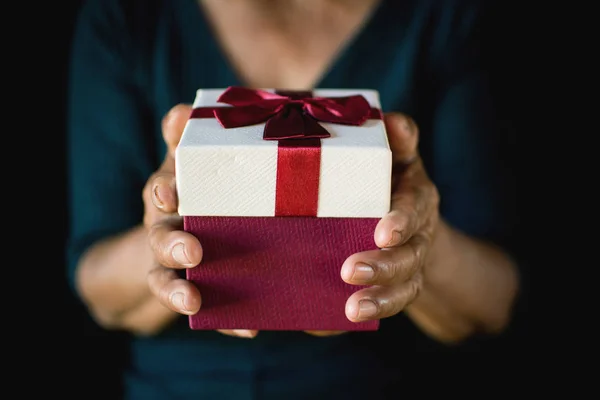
[190, 86, 381, 140]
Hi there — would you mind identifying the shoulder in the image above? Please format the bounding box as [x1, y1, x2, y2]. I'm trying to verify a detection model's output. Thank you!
[73, 0, 166, 58]
[386, 0, 491, 31]
[414, 0, 495, 83]
[382, 0, 494, 66]
[415, 0, 492, 51]
[70, 0, 171, 86]
[75, 0, 164, 30]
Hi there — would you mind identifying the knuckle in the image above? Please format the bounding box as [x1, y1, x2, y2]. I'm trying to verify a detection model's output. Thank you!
[153, 269, 178, 303]
[158, 285, 172, 306]
[147, 224, 170, 263]
[389, 276, 423, 315]
[410, 274, 423, 299]
[408, 208, 420, 232]
[147, 223, 161, 248]
[375, 259, 396, 283]
[390, 299, 405, 317]
[381, 294, 402, 318]
[427, 183, 440, 208]
[404, 276, 423, 308]
[392, 203, 418, 230]
[407, 239, 426, 271]
[382, 255, 406, 283]
[147, 218, 187, 267]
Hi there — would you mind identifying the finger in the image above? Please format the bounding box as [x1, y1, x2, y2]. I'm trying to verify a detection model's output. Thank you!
[345, 274, 423, 322]
[217, 329, 259, 339]
[142, 174, 177, 232]
[148, 217, 203, 268]
[162, 104, 193, 158]
[384, 112, 419, 164]
[143, 171, 178, 216]
[147, 266, 202, 315]
[341, 234, 428, 286]
[374, 170, 438, 248]
[304, 331, 347, 337]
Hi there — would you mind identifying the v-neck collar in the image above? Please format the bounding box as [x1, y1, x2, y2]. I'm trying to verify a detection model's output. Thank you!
[184, 0, 390, 90]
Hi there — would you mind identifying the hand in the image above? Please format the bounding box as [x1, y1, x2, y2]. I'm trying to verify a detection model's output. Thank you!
[304, 113, 439, 336]
[341, 112, 440, 323]
[142, 104, 258, 339]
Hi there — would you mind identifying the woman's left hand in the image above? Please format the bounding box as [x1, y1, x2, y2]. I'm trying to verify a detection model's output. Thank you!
[305, 112, 439, 336]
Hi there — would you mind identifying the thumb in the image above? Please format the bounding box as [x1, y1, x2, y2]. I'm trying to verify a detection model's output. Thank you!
[384, 112, 419, 164]
[162, 104, 193, 157]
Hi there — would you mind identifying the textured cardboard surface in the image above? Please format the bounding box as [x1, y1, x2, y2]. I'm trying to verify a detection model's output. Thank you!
[185, 216, 380, 331]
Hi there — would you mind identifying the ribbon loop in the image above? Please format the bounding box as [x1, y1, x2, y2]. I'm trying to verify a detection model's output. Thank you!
[206, 86, 377, 140]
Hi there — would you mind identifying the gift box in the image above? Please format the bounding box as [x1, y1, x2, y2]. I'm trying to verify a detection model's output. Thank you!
[175, 87, 391, 331]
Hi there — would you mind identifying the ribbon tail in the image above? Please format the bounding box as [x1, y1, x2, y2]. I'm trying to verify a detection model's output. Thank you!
[301, 115, 331, 139]
[263, 107, 304, 140]
[264, 107, 330, 140]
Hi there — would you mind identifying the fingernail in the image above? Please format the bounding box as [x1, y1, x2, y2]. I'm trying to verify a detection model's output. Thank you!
[402, 118, 415, 135]
[172, 243, 193, 266]
[353, 263, 375, 282]
[152, 184, 164, 209]
[164, 107, 177, 123]
[358, 299, 378, 319]
[233, 329, 256, 338]
[387, 230, 402, 247]
[170, 292, 188, 312]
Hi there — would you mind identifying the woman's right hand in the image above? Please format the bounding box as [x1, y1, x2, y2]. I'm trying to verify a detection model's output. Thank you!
[142, 104, 258, 339]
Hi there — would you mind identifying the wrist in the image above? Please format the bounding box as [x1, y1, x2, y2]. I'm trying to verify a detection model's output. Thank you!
[75, 225, 159, 328]
[413, 218, 519, 336]
[403, 219, 475, 342]
[420, 218, 460, 292]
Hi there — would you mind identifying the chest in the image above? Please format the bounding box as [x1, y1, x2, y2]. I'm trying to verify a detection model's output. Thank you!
[197, 0, 380, 90]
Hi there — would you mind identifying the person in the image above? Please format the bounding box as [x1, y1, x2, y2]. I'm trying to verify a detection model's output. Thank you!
[66, 0, 522, 398]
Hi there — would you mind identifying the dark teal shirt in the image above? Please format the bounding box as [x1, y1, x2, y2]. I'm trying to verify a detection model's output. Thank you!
[66, 1, 517, 398]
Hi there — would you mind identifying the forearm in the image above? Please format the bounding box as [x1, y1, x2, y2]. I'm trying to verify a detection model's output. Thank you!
[75, 225, 176, 334]
[406, 219, 520, 343]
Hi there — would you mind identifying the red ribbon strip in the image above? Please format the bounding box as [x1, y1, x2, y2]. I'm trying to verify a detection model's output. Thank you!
[189, 87, 382, 217]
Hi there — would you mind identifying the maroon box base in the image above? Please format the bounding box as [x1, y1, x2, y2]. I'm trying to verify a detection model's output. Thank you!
[184, 216, 380, 331]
